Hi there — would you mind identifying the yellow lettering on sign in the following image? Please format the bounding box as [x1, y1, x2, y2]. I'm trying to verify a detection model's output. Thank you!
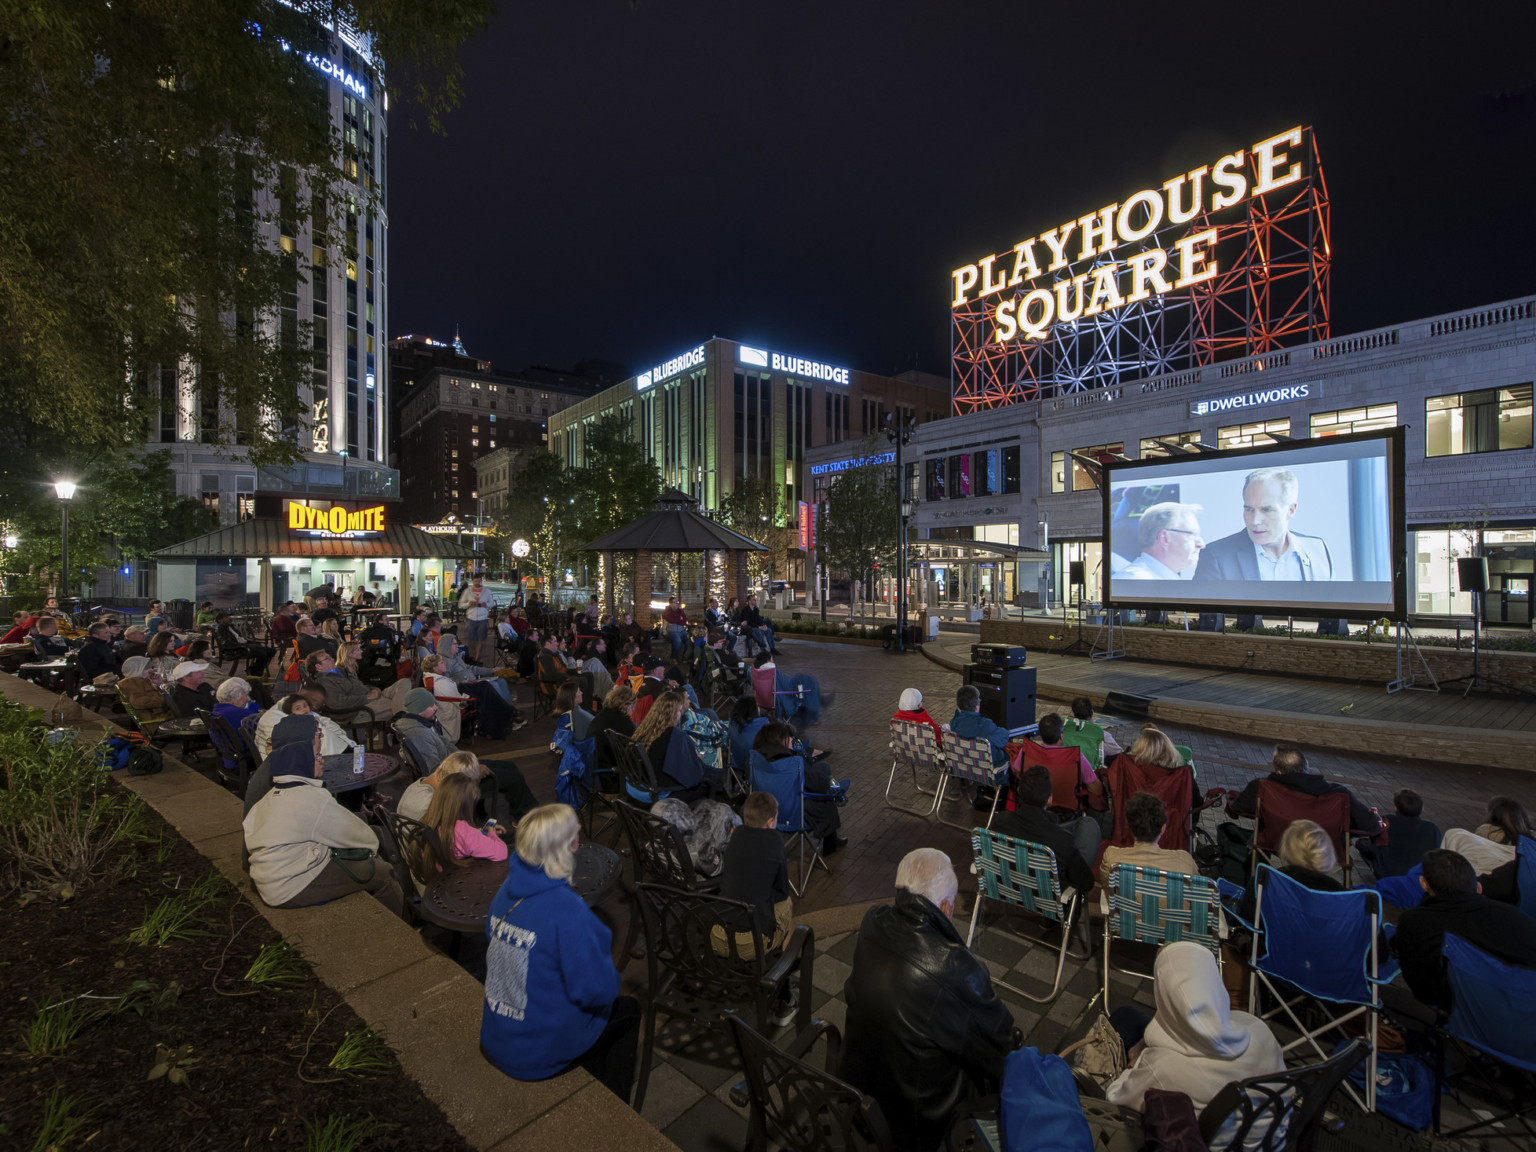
[285, 500, 385, 536]
[288, 502, 304, 529]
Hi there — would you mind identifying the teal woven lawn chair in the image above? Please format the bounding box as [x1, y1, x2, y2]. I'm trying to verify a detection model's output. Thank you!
[885, 720, 946, 819]
[1102, 863, 1222, 1006]
[967, 829, 1087, 1004]
[936, 731, 1009, 832]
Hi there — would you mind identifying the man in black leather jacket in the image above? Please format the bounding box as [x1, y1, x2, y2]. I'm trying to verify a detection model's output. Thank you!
[842, 848, 1017, 1152]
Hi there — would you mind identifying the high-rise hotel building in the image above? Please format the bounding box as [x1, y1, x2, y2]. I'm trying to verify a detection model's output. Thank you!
[142, 10, 394, 523]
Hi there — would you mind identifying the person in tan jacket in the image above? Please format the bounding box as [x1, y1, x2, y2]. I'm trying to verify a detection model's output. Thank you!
[241, 738, 404, 917]
[1098, 791, 1199, 890]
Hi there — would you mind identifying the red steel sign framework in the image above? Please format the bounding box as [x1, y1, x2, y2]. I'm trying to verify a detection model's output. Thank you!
[950, 126, 1330, 413]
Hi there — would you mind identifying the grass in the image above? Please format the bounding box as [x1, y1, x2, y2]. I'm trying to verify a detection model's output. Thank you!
[23, 998, 95, 1056]
[303, 1114, 379, 1152]
[29, 1088, 94, 1152]
[327, 1028, 394, 1077]
[244, 941, 313, 987]
[127, 872, 223, 947]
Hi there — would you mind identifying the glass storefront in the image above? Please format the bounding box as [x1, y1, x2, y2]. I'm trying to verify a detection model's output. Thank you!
[1411, 529, 1534, 623]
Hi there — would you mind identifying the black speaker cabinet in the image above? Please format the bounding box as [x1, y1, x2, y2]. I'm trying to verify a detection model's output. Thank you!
[963, 664, 1037, 730]
[1457, 556, 1488, 594]
[1068, 560, 1086, 586]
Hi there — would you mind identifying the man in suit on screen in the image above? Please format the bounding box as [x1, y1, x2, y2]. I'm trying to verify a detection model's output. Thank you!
[1193, 467, 1334, 581]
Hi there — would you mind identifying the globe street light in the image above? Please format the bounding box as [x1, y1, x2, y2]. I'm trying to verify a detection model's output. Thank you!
[54, 480, 77, 606]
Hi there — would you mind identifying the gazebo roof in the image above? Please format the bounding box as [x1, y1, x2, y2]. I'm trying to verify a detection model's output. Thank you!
[581, 488, 767, 553]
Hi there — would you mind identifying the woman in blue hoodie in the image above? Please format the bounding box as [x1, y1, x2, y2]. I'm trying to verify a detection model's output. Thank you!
[480, 804, 639, 1103]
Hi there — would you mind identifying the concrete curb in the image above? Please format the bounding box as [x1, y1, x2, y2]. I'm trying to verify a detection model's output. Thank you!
[0, 673, 679, 1152]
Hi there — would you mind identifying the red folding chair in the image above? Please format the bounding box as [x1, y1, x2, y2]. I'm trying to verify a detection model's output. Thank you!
[750, 665, 803, 720]
[1010, 739, 1090, 816]
[1103, 755, 1199, 852]
[1253, 780, 1353, 885]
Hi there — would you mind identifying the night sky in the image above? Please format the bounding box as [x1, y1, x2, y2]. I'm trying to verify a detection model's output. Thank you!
[388, 0, 1535, 382]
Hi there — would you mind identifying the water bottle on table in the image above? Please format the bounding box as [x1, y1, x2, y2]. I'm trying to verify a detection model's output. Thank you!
[352, 745, 365, 775]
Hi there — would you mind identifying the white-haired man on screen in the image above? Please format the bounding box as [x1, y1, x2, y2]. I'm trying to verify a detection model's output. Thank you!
[1194, 467, 1334, 581]
[1120, 502, 1205, 580]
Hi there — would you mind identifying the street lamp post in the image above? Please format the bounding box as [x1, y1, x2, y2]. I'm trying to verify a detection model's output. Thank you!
[54, 480, 77, 606]
[886, 416, 915, 652]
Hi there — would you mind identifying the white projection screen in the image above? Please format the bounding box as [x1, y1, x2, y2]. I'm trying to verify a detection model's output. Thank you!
[1102, 428, 1406, 619]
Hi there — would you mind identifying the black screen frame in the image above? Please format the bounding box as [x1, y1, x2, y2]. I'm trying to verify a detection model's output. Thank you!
[1099, 426, 1407, 620]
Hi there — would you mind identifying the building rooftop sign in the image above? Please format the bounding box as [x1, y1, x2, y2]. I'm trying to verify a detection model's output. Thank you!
[637, 344, 706, 389]
[739, 345, 850, 385]
[950, 125, 1329, 413]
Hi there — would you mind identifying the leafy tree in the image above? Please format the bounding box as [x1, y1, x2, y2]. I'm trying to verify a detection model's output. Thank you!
[0, 0, 493, 466]
[821, 438, 898, 604]
[570, 417, 663, 547]
[719, 474, 789, 585]
[1, 450, 216, 602]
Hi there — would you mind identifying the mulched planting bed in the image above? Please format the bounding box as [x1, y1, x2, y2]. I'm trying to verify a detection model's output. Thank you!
[0, 796, 473, 1152]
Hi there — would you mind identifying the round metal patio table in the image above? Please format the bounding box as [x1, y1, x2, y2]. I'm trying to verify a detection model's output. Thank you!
[420, 841, 622, 933]
[321, 750, 401, 794]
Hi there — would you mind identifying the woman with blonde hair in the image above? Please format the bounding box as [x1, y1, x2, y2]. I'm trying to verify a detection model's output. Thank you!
[1238, 817, 1344, 922]
[633, 689, 712, 803]
[480, 803, 639, 1102]
[1125, 725, 1182, 770]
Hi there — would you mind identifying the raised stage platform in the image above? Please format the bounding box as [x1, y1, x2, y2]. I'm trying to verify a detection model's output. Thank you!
[928, 631, 1536, 771]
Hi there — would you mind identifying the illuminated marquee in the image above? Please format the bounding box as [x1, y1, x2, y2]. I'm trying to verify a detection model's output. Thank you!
[955, 128, 1304, 341]
[739, 346, 850, 386]
[287, 502, 385, 538]
[951, 125, 1329, 413]
[637, 344, 706, 389]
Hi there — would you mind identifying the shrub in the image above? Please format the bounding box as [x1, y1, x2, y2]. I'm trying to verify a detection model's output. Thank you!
[0, 708, 148, 892]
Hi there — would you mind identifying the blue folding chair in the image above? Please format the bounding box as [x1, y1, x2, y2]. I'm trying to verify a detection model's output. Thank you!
[968, 829, 1087, 1003]
[749, 750, 844, 897]
[885, 719, 946, 819]
[1517, 837, 1536, 921]
[1247, 864, 1398, 1112]
[1102, 864, 1222, 1006]
[935, 731, 1008, 832]
[1435, 933, 1536, 1141]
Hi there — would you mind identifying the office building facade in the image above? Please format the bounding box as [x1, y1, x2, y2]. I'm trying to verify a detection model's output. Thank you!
[548, 337, 950, 517]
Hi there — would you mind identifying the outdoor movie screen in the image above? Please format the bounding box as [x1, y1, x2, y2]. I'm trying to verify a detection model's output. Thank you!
[1102, 428, 1405, 619]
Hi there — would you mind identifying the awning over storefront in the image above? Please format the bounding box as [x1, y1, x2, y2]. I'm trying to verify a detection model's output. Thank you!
[153, 518, 479, 561]
[908, 539, 1051, 564]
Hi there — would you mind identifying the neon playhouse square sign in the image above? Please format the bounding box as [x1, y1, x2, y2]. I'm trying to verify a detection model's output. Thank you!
[952, 127, 1308, 343]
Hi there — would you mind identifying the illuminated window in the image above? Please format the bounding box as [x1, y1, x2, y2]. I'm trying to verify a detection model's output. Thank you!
[1051, 451, 1066, 493]
[471, 439, 479, 446]
[1139, 431, 1201, 458]
[489, 414, 496, 423]
[1072, 443, 1123, 491]
[471, 425, 479, 434]
[1425, 386, 1530, 457]
[1217, 419, 1290, 450]
[489, 440, 496, 448]
[471, 382, 481, 390]
[451, 450, 458, 458]
[237, 495, 255, 521]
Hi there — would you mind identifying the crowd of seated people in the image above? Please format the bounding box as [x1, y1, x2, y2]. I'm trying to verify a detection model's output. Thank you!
[97, 584, 1524, 1139]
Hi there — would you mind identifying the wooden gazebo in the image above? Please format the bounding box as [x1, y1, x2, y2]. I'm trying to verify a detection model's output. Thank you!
[581, 488, 766, 627]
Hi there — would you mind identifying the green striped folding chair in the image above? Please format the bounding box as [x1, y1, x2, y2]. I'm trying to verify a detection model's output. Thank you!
[886, 719, 946, 819]
[968, 829, 1086, 1003]
[936, 732, 1008, 831]
[1102, 863, 1222, 1006]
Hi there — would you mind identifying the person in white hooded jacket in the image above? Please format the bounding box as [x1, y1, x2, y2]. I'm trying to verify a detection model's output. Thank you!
[1104, 942, 1284, 1148]
[242, 739, 405, 918]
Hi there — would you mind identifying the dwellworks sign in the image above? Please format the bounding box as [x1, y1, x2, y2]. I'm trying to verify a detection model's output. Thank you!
[1191, 383, 1312, 417]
